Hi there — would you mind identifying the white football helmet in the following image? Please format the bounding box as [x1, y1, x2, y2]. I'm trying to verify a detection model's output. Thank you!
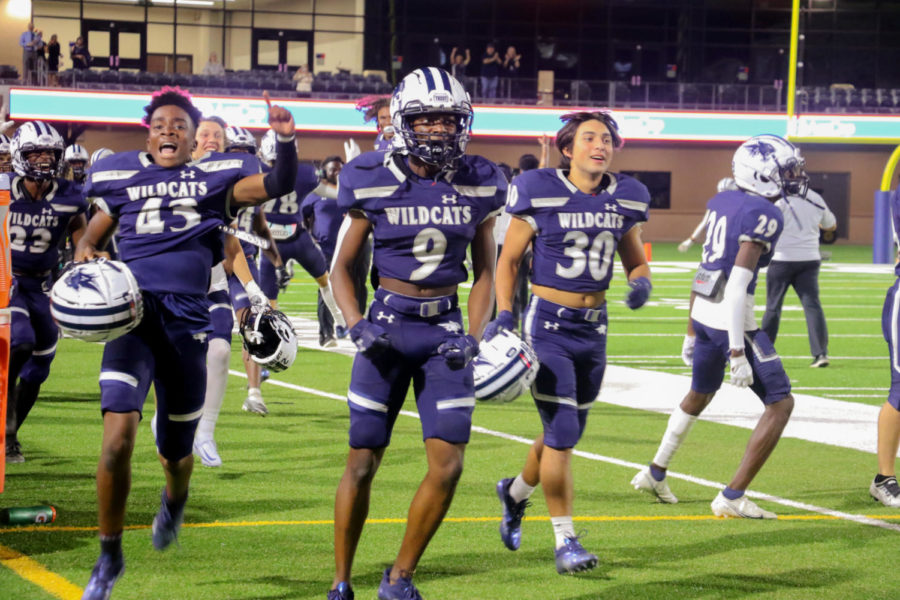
[473, 330, 540, 404]
[240, 307, 297, 372]
[390, 67, 473, 166]
[732, 134, 808, 199]
[0, 134, 11, 173]
[50, 259, 143, 343]
[225, 126, 258, 153]
[11, 121, 65, 180]
[64, 144, 90, 181]
[90, 147, 114, 167]
[256, 129, 295, 167]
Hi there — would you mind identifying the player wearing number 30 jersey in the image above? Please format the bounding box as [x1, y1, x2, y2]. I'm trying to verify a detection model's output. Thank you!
[488, 111, 651, 574]
[632, 134, 796, 521]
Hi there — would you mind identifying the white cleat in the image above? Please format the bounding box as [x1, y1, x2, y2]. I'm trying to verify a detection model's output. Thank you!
[242, 390, 268, 416]
[631, 466, 678, 504]
[711, 491, 777, 519]
[870, 476, 900, 508]
[193, 438, 222, 468]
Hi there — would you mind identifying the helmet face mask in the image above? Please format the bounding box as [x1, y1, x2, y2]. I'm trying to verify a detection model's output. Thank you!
[11, 121, 65, 180]
[390, 67, 473, 167]
[732, 134, 807, 200]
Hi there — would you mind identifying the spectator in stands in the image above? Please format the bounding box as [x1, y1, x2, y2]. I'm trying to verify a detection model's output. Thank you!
[47, 34, 61, 87]
[20, 23, 42, 86]
[481, 42, 502, 99]
[70, 37, 91, 70]
[502, 45, 521, 97]
[293, 64, 313, 95]
[450, 47, 471, 79]
[202, 52, 225, 76]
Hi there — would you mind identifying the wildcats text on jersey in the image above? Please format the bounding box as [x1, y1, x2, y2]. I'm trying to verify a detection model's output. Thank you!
[557, 211, 624, 230]
[125, 180, 208, 201]
[384, 205, 473, 226]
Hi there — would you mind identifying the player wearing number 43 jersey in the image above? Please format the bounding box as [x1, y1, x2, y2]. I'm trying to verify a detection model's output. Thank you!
[327, 67, 504, 600]
[632, 134, 797, 520]
[76, 87, 299, 600]
[5, 120, 88, 465]
[487, 111, 651, 575]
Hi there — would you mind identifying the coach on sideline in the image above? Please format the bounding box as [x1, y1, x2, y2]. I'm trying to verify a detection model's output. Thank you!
[760, 170, 837, 368]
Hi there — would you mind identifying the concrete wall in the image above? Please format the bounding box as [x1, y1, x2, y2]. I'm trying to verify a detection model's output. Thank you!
[67, 123, 894, 245]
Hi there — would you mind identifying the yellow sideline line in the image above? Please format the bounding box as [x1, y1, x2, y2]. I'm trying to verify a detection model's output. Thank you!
[4, 513, 900, 536]
[0, 544, 82, 600]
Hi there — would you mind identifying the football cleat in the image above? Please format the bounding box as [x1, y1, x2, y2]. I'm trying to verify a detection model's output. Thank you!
[554, 536, 599, 574]
[260, 368, 271, 382]
[81, 553, 125, 600]
[496, 478, 530, 550]
[242, 389, 268, 416]
[193, 438, 222, 468]
[151, 488, 185, 551]
[870, 476, 900, 508]
[377, 568, 422, 600]
[630, 466, 678, 504]
[327, 582, 355, 600]
[711, 491, 777, 519]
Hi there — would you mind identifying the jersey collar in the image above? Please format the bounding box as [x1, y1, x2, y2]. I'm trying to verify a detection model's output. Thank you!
[556, 169, 617, 196]
[12, 175, 58, 202]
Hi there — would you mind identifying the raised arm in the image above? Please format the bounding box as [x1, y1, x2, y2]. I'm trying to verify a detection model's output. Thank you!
[231, 92, 297, 207]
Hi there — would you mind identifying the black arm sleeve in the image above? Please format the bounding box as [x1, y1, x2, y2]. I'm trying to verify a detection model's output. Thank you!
[263, 135, 298, 199]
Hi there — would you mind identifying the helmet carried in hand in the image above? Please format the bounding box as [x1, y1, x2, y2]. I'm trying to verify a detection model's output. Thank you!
[473, 329, 539, 404]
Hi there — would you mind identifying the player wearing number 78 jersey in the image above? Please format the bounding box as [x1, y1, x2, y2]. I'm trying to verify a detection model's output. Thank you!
[631, 134, 797, 520]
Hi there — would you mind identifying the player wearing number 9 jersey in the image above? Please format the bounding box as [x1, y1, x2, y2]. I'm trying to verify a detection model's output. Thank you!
[327, 67, 504, 600]
[5, 120, 88, 465]
[631, 134, 796, 521]
[487, 111, 651, 574]
[76, 87, 299, 600]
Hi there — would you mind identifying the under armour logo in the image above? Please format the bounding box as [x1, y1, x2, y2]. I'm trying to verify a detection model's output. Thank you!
[65, 270, 100, 293]
[193, 332, 208, 343]
[438, 321, 462, 333]
[42, 206, 53, 215]
[595, 324, 607, 335]
[441, 194, 458, 205]
[604, 202, 617, 212]
[543, 321, 559, 331]
[180, 169, 196, 179]
[376, 311, 395, 324]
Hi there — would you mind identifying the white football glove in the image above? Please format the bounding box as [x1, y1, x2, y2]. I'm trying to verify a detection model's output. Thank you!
[245, 280, 268, 309]
[343, 138, 361, 162]
[677, 239, 693, 253]
[681, 335, 695, 366]
[729, 353, 753, 388]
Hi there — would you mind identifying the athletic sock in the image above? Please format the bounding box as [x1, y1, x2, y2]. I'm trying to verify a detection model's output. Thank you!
[508, 474, 535, 504]
[197, 338, 230, 441]
[722, 486, 744, 500]
[99, 532, 123, 558]
[649, 464, 667, 482]
[551, 516, 576, 549]
[652, 407, 698, 468]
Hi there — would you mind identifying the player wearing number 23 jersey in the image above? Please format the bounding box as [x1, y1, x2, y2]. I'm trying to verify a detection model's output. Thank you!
[631, 134, 798, 521]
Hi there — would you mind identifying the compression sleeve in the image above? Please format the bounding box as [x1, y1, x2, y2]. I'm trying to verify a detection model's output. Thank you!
[263, 134, 298, 199]
[722, 265, 753, 351]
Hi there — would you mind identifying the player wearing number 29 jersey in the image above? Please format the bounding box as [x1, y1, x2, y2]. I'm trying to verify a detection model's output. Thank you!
[632, 134, 797, 521]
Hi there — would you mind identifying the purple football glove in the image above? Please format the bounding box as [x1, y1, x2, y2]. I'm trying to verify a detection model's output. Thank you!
[625, 276, 652, 310]
[482, 310, 516, 342]
[349, 319, 391, 357]
[437, 334, 479, 369]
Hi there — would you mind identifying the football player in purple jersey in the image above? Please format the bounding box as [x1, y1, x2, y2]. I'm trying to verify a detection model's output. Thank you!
[255, 129, 346, 341]
[356, 94, 395, 152]
[221, 126, 284, 416]
[487, 111, 651, 574]
[631, 134, 797, 520]
[327, 68, 505, 600]
[75, 87, 298, 600]
[300, 155, 350, 346]
[4, 121, 88, 464]
[872, 190, 900, 507]
[0, 134, 12, 173]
